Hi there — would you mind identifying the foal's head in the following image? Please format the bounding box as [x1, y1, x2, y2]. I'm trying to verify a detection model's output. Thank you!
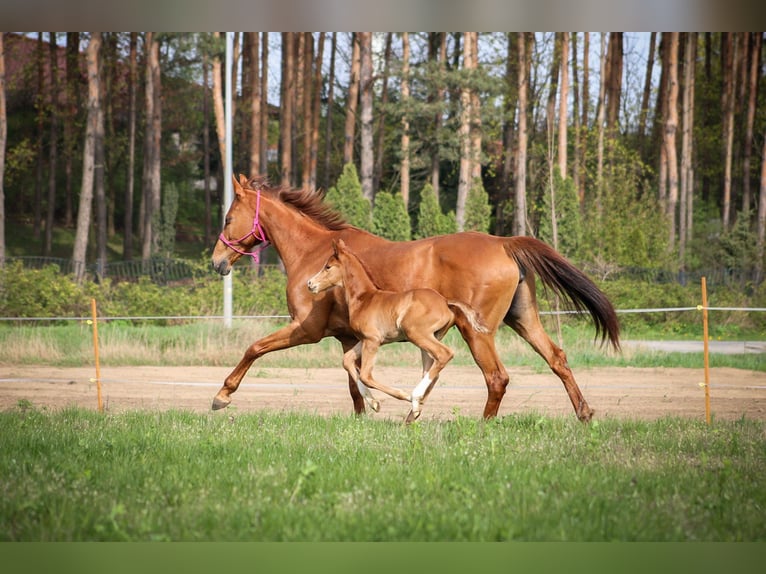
[307, 240, 346, 294]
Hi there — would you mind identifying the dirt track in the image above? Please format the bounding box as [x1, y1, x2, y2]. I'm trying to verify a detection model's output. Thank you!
[1, 364, 765, 422]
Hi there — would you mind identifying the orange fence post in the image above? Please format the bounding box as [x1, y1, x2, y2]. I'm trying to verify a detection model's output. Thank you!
[701, 277, 710, 424]
[90, 298, 103, 412]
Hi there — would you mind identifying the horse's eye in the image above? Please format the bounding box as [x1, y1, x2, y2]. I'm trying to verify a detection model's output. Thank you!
[225, 217, 232, 226]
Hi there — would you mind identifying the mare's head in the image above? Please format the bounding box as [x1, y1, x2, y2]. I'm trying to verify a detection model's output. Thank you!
[212, 174, 269, 275]
[306, 239, 350, 294]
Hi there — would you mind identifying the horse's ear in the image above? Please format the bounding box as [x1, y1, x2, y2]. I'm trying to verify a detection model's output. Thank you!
[331, 239, 339, 255]
[238, 173, 249, 187]
[336, 239, 347, 252]
[232, 174, 244, 198]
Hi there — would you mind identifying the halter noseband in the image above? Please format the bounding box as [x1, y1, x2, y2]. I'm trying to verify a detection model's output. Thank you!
[218, 186, 270, 263]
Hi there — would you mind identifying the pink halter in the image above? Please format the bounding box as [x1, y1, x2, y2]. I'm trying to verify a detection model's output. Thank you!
[218, 186, 270, 263]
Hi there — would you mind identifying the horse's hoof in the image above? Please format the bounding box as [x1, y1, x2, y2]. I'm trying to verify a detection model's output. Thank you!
[577, 408, 594, 423]
[370, 400, 380, 412]
[212, 396, 231, 411]
[404, 409, 421, 424]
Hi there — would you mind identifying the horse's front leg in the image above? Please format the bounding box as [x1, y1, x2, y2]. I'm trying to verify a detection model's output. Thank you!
[212, 319, 323, 410]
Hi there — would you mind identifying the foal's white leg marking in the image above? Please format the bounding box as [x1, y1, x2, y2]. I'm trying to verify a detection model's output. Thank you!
[411, 373, 431, 414]
[356, 378, 380, 412]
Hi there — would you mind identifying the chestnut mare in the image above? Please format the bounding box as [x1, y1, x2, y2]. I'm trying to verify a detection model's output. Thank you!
[307, 238, 489, 422]
[211, 175, 620, 422]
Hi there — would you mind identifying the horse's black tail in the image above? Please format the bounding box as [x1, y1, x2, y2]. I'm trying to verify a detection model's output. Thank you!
[504, 236, 620, 350]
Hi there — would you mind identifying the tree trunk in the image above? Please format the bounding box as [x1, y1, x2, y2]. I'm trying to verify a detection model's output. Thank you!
[141, 32, 161, 260]
[260, 33, 269, 173]
[301, 33, 314, 189]
[456, 31, 476, 230]
[400, 33, 411, 209]
[33, 33, 44, 238]
[558, 32, 569, 179]
[578, 32, 589, 204]
[722, 33, 737, 231]
[211, 32, 227, 176]
[73, 33, 102, 282]
[638, 32, 656, 144]
[756, 124, 766, 282]
[279, 33, 294, 187]
[679, 33, 696, 267]
[742, 32, 762, 213]
[513, 32, 529, 237]
[63, 32, 79, 227]
[43, 33, 59, 256]
[359, 32, 374, 202]
[0, 33, 6, 263]
[254, 32, 267, 176]
[202, 50, 212, 245]
[605, 32, 623, 135]
[343, 33, 360, 166]
[596, 33, 607, 209]
[309, 32, 325, 190]
[469, 32, 482, 185]
[94, 42, 107, 278]
[324, 32, 336, 190]
[430, 33, 446, 197]
[498, 32, 518, 234]
[374, 33, 392, 194]
[123, 32, 137, 260]
[664, 33, 680, 248]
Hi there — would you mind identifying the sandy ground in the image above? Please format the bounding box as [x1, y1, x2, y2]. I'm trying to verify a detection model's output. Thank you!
[1, 364, 765, 422]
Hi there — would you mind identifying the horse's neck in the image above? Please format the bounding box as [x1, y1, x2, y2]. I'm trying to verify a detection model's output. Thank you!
[260, 198, 330, 269]
[340, 253, 380, 307]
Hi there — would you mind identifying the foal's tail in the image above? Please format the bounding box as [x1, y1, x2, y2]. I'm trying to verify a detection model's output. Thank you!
[504, 236, 620, 350]
[447, 301, 490, 334]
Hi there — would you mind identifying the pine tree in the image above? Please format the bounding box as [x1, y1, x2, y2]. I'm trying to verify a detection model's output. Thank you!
[372, 190, 411, 241]
[415, 182, 456, 238]
[463, 178, 492, 233]
[325, 163, 372, 230]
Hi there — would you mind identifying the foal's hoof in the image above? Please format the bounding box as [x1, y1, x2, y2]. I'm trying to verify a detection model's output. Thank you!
[212, 396, 231, 411]
[404, 409, 421, 424]
[370, 399, 380, 413]
[577, 407, 594, 423]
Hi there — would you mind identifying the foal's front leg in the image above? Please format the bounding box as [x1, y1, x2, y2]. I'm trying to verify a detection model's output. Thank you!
[342, 343, 380, 412]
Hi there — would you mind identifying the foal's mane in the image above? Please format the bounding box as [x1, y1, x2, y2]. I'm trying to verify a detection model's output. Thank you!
[244, 176, 350, 231]
[338, 243, 384, 291]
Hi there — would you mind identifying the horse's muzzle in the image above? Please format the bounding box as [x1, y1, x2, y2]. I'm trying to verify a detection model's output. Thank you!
[212, 258, 232, 276]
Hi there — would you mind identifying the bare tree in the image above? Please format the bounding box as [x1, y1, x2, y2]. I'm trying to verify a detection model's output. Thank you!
[72, 33, 102, 281]
[513, 32, 529, 237]
[400, 33, 411, 208]
[63, 32, 79, 227]
[343, 33, 361, 167]
[0, 33, 6, 264]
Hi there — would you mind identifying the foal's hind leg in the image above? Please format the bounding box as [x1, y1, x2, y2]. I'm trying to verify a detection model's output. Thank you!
[405, 331, 455, 423]
[506, 281, 593, 422]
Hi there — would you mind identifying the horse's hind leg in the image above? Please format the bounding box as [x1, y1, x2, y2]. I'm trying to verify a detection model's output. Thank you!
[505, 281, 593, 422]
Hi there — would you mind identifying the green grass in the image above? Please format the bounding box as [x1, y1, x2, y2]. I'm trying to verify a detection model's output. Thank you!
[1, 319, 763, 371]
[1, 406, 764, 541]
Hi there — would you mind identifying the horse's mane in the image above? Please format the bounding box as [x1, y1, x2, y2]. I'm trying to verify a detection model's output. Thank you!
[244, 176, 350, 231]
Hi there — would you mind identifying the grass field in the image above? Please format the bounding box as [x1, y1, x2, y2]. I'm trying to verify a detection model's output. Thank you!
[1, 405, 764, 541]
[1, 319, 764, 371]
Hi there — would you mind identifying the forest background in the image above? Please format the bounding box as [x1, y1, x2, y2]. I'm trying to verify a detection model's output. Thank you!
[0, 32, 765, 331]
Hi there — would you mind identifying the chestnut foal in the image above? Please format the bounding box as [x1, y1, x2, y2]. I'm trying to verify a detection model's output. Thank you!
[307, 239, 487, 422]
